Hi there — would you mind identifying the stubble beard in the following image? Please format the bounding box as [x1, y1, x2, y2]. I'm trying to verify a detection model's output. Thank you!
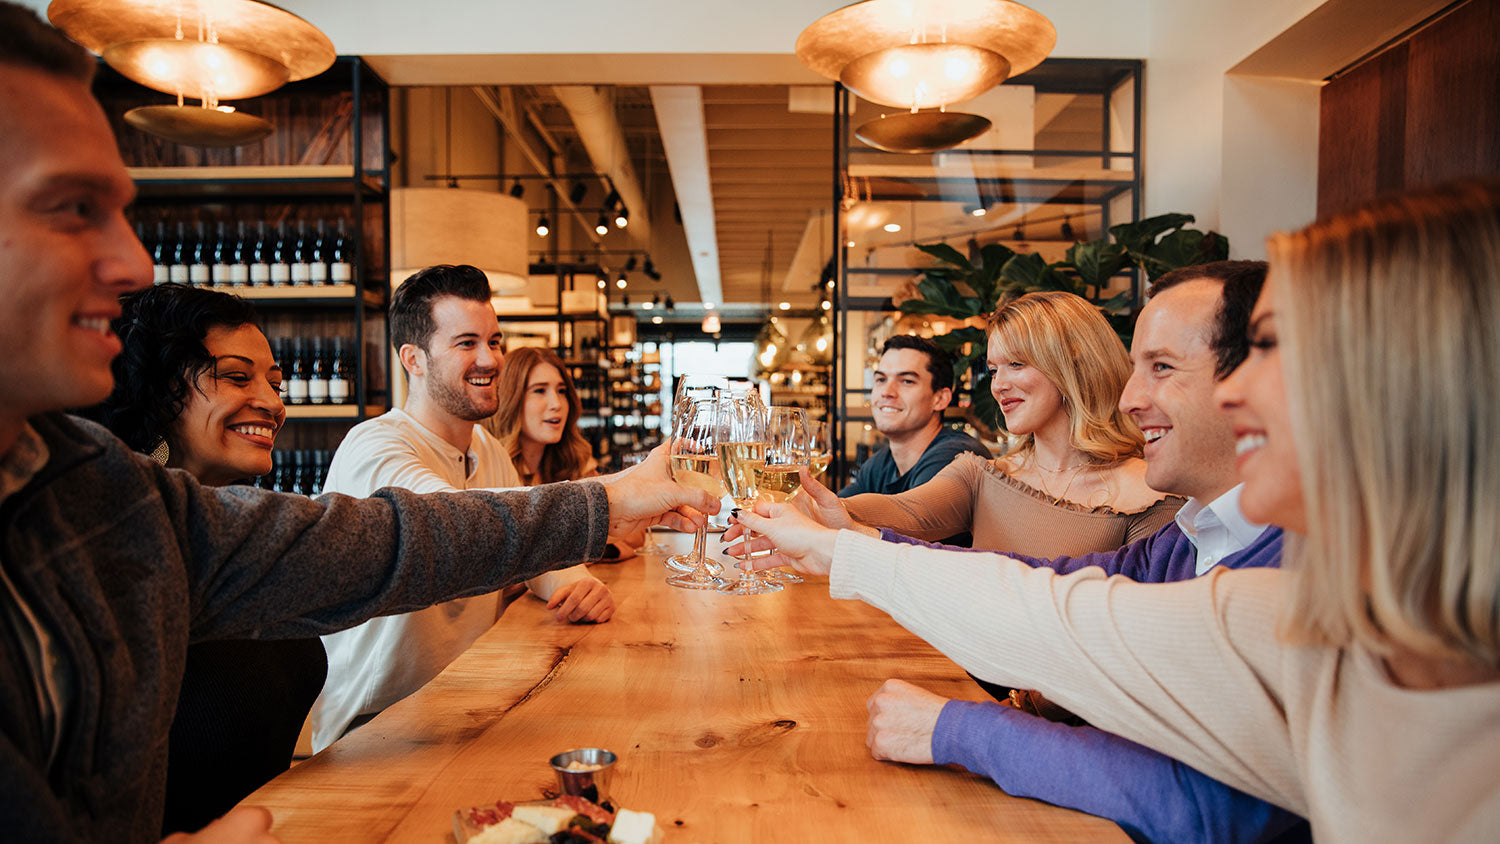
[427, 370, 498, 422]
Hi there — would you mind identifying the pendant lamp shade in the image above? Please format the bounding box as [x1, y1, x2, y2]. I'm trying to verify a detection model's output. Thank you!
[392, 188, 529, 294]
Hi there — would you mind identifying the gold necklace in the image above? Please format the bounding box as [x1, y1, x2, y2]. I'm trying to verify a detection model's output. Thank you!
[1029, 454, 1090, 502]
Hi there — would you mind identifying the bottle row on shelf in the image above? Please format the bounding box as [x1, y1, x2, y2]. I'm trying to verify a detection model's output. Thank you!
[270, 336, 356, 406]
[251, 449, 331, 496]
[137, 215, 354, 291]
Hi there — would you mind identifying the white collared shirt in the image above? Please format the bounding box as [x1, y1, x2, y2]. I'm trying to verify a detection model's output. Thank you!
[1172, 485, 1267, 576]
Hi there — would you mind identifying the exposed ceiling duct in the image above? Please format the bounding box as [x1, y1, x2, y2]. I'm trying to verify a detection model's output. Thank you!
[550, 85, 652, 248]
[650, 85, 722, 306]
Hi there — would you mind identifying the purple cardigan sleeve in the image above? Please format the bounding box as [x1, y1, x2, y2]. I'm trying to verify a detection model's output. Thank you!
[877, 524, 1186, 580]
[933, 701, 1310, 844]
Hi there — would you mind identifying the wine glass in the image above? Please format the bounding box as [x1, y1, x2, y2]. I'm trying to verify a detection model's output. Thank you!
[756, 407, 808, 585]
[666, 398, 730, 590]
[715, 393, 782, 595]
[665, 376, 729, 574]
[805, 419, 833, 483]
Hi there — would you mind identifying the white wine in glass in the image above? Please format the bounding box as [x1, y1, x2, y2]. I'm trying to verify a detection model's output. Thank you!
[754, 462, 802, 502]
[717, 441, 766, 505]
[669, 453, 728, 499]
[715, 395, 780, 595]
[666, 398, 728, 590]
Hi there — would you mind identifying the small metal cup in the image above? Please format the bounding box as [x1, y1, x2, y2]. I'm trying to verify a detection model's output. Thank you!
[549, 748, 617, 805]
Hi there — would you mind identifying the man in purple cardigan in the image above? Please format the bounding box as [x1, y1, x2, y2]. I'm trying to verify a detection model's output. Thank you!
[741, 261, 1308, 843]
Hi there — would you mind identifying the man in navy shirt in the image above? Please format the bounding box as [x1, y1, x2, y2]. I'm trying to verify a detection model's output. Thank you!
[839, 335, 989, 499]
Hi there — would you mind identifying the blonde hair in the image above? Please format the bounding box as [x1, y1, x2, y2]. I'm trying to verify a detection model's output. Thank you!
[987, 290, 1143, 464]
[484, 347, 594, 484]
[1274, 179, 1500, 667]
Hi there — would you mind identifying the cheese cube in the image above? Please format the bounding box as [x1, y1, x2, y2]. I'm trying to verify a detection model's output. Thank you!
[510, 805, 576, 837]
[607, 809, 656, 844]
[469, 817, 546, 844]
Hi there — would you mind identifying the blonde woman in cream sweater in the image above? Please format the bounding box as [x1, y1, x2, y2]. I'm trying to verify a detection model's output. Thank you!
[734, 180, 1500, 842]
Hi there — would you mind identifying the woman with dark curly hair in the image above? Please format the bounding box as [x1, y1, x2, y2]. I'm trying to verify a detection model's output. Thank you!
[82, 283, 327, 835]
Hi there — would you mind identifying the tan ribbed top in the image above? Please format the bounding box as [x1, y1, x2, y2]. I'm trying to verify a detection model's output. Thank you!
[829, 531, 1500, 843]
[844, 452, 1183, 557]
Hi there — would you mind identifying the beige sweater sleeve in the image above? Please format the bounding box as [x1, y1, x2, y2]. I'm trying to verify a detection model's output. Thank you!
[828, 529, 1304, 814]
[843, 453, 982, 540]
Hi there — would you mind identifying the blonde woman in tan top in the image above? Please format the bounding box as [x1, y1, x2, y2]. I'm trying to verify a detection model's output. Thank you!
[846, 291, 1182, 557]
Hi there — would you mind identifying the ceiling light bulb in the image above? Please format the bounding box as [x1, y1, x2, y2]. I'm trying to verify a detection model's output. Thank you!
[971, 206, 987, 217]
[595, 215, 609, 236]
[643, 300, 654, 310]
[704, 302, 715, 309]
[846, 240, 856, 248]
[778, 302, 791, 311]
[652, 315, 663, 324]
[614, 208, 629, 228]
[615, 274, 628, 289]
[883, 222, 901, 233]
[535, 215, 550, 237]
[821, 300, 832, 310]
[597, 278, 606, 289]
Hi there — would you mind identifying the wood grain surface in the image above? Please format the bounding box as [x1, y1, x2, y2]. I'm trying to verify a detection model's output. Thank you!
[244, 533, 1126, 843]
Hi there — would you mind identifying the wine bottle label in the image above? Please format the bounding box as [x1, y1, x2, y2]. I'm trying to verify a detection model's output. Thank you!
[308, 378, 329, 403]
[329, 378, 351, 404]
[189, 264, 210, 285]
[287, 379, 309, 403]
[309, 263, 328, 284]
[290, 263, 310, 284]
[249, 264, 271, 286]
[169, 265, 189, 284]
[330, 262, 352, 282]
[229, 265, 250, 287]
[152, 265, 169, 284]
[211, 264, 231, 286]
[270, 264, 290, 286]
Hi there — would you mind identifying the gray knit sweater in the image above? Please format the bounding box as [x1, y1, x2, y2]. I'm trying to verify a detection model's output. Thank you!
[0, 414, 609, 842]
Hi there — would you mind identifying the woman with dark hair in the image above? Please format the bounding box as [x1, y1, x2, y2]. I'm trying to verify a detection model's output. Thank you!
[85, 283, 327, 835]
[485, 346, 644, 558]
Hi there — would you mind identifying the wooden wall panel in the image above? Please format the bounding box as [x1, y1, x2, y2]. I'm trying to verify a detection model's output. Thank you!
[1317, 0, 1500, 218]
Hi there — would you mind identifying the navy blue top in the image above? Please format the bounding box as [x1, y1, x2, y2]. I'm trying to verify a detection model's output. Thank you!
[883, 523, 1310, 844]
[838, 427, 990, 498]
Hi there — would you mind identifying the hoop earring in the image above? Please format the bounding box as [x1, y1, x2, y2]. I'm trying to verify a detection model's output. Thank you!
[148, 438, 171, 466]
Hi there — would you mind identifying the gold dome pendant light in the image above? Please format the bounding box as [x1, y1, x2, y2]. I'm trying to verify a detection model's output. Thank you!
[48, 0, 336, 147]
[796, 0, 1055, 154]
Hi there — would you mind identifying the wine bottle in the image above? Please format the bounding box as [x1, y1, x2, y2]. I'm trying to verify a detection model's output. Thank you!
[270, 450, 287, 493]
[272, 337, 290, 403]
[308, 219, 328, 286]
[290, 220, 310, 286]
[189, 220, 211, 287]
[168, 220, 190, 285]
[308, 337, 329, 405]
[328, 337, 352, 405]
[329, 219, 352, 284]
[249, 221, 271, 287]
[269, 222, 291, 287]
[149, 221, 169, 285]
[286, 337, 309, 405]
[229, 220, 250, 288]
[210, 220, 231, 288]
[290, 450, 309, 496]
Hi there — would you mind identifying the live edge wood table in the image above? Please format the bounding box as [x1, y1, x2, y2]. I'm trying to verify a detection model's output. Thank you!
[245, 532, 1127, 843]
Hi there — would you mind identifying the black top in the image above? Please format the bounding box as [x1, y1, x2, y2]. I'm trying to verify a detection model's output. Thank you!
[839, 427, 990, 498]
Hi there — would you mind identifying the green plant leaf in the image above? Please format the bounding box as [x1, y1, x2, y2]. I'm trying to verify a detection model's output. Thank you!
[970, 371, 1001, 433]
[1096, 290, 1133, 313]
[1108, 213, 1195, 255]
[915, 242, 972, 271]
[1000, 252, 1067, 291]
[1064, 239, 1130, 290]
[1140, 229, 1231, 279]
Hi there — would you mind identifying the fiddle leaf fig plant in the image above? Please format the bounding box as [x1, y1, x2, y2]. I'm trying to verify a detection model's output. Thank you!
[896, 212, 1229, 433]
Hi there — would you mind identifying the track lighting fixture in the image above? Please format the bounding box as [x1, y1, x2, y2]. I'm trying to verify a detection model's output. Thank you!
[569, 182, 588, 204]
[595, 214, 610, 236]
[509, 181, 525, 199]
[535, 215, 550, 238]
[597, 276, 606, 289]
[624, 256, 638, 272]
[1060, 214, 1075, 241]
[664, 294, 675, 312]
[644, 257, 661, 281]
[615, 272, 628, 289]
[614, 206, 629, 229]
[622, 292, 630, 307]
[1013, 222, 1026, 241]
[603, 188, 621, 209]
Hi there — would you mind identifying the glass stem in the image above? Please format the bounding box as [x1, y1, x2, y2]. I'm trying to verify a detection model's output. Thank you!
[690, 523, 708, 573]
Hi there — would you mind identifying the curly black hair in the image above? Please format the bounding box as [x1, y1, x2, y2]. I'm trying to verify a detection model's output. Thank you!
[81, 283, 263, 454]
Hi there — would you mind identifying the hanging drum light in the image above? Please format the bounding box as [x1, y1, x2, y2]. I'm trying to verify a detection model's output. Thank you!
[796, 0, 1055, 154]
[49, 0, 336, 147]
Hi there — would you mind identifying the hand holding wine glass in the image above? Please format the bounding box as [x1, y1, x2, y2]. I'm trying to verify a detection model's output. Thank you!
[715, 393, 780, 595]
[665, 398, 729, 590]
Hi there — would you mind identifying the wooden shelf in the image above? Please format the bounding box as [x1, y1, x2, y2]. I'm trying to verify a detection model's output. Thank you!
[127, 165, 386, 199]
[283, 404, 383, 421]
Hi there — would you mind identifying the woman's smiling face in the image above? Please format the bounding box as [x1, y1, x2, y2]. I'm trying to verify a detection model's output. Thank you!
[1214, 280, 1307, 534]
[521, 362, 569, 446]
[167, 323, 284, 485]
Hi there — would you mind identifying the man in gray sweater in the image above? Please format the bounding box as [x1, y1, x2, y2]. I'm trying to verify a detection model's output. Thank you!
[0, 7, 717, 843]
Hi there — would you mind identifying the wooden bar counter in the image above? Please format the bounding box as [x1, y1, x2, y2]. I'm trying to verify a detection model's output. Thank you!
[246, 532, 1127, 842]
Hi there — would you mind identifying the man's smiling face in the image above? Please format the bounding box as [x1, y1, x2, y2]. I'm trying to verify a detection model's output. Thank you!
[1118, 279, 1240, 503]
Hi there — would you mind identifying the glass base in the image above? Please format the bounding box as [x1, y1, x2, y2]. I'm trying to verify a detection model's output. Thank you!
[761, 568, 804, 584]
[665, 554, 722, 576]
[716, 576, 784, 595]
[668, 570, 728, 590]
